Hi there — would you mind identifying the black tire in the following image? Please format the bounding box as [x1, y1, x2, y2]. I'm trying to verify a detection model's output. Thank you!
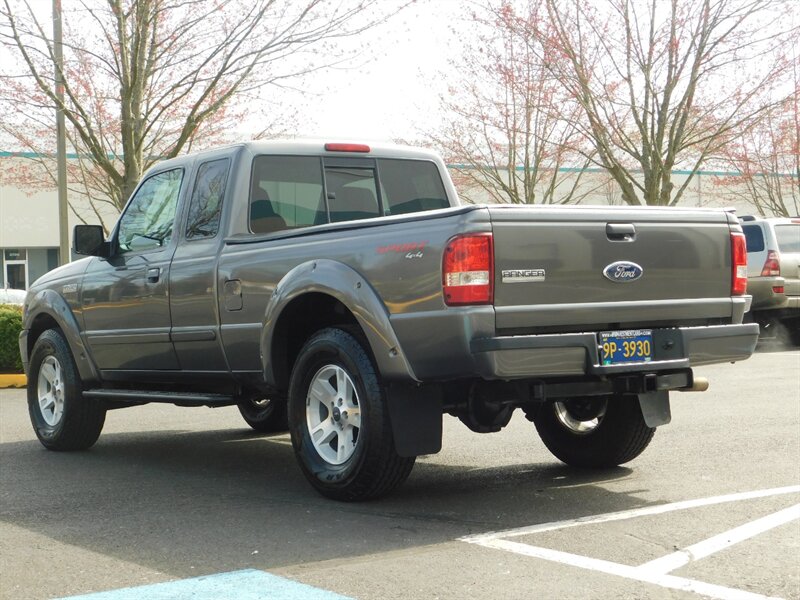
[288, 327, 415, 501]
[237, 397, 288, 433]
[527, 395, 654, 468]
[27, 329, 106, 451]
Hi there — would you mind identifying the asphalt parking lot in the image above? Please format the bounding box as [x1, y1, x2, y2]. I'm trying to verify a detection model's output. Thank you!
[1, 348, 798, 600]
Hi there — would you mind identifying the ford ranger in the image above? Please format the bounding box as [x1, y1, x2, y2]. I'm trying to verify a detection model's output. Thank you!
[19, 140, 759, 500]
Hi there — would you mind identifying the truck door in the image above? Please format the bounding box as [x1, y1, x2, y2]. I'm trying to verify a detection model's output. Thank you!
[80, 167, 184, 371]
[168, 156, 231, 372]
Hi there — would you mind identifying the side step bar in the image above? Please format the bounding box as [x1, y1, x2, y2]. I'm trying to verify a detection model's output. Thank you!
[82, 389, 236, 407]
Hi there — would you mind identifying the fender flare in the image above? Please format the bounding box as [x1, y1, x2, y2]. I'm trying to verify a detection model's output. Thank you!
[260, 259, 418, 387]
[22, 289, 100, 383]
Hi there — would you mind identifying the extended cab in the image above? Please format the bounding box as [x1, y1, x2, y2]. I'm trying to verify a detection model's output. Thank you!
[20, 141, 759, 500]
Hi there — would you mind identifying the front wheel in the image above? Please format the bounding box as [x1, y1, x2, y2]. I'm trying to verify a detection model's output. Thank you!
[526, 395, 655, 468]
[27, 329, 106, 450]
[288, 328, 415, 501]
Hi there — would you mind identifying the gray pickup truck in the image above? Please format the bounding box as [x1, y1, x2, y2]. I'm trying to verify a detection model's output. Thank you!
[19, 140, 758, 500]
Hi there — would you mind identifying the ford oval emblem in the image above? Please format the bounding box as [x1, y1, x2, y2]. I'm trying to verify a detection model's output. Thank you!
[603, 261, 643, 283]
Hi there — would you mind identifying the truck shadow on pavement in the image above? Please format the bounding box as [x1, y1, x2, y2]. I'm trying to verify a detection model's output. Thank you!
[1, 426, 651, 584]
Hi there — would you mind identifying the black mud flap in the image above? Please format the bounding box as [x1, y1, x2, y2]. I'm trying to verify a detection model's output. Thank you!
[385, 384, 443, 457]
[638, 390, 671, 427]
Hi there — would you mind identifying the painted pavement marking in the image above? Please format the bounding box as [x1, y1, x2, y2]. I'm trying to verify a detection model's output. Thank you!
[55, 569, 353, 600]
[461, 485, 800, 600]
[638, 503, 800, 575]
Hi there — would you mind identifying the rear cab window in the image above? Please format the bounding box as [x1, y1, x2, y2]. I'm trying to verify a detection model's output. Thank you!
[378, 159, 449, 215]
[326, 164, 381, 223]
[248, 154, 449, 234]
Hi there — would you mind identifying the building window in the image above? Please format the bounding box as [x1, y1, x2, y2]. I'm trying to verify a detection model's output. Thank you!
[2, 248, 28, 290]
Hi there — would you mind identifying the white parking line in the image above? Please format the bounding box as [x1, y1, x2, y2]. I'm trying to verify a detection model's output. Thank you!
[639, 503, 800, 574]
[479, 538, 778, 600]
[461, 485, 800, 544]
[460, 485, 800, 600]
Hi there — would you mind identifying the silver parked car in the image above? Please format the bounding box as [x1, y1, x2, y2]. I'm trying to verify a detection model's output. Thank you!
[741, 215, 800, 343]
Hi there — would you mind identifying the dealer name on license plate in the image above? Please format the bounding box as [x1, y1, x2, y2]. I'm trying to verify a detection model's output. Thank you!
[599, 329, 653, 365]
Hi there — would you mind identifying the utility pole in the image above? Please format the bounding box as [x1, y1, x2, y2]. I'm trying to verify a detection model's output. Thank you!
[53, 0, 69, 265]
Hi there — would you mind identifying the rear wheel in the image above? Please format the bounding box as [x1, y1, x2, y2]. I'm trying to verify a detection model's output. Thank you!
[288, 327, 415, 501]
[237, 398, 288, 433]
[526, 395, 654, 468]
[27, 329, 106, 450]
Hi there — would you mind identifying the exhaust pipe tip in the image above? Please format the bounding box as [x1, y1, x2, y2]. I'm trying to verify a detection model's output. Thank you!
[680, 376, 709, 392]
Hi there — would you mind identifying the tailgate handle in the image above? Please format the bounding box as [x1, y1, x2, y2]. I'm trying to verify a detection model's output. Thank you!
[606, 223, 636, 242]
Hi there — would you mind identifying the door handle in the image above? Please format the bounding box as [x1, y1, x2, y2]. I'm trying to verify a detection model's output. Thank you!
[146, 267, 160, 283]
[606, 223, 636, 242]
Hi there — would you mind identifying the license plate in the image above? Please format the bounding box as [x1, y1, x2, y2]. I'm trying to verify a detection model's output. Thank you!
[599, 329, 653, 365]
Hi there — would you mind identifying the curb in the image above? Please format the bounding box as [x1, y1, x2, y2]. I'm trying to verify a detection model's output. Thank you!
[0, 374, 27, 388]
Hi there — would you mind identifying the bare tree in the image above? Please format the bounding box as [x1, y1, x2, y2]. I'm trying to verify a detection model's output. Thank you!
[715, 62, 800, 216]
[540, 0, 798, 206]
[0, 0, 406, 230]
[431, 0, 594, 205]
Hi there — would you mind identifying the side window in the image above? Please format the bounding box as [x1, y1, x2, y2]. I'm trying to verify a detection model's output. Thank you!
[186, 158, 230, 240]
[250, 156, 325, 233]
[117, 168, 183, 253]
[742, 225, 765, 253]
[377, 159, 449, 215]
[774, 224, 800, 253]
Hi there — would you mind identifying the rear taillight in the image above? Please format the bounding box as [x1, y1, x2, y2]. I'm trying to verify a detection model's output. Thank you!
[443, 234, 493, 305]
[731, 231, 747, 296]
[760, 250, 781, 277]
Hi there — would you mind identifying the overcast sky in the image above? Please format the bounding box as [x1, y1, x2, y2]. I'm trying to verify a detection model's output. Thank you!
[0, 0, 461, 149]
[276, 0, 461, 143]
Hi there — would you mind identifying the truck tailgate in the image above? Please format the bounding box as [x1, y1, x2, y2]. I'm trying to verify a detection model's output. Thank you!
[489, 205, 736, 331]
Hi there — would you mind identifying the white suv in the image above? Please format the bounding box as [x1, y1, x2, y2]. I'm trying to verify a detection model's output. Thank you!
[740, 216, 800, 342]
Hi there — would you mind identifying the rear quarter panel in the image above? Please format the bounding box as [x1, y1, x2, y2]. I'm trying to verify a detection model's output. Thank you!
[216, 207, 491, 374]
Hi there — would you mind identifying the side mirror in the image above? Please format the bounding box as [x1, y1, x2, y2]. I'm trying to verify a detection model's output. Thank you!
[73, 225, 109, 257]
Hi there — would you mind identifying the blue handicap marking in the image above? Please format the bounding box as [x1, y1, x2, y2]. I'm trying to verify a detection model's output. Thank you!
[55, 569, 353, 600]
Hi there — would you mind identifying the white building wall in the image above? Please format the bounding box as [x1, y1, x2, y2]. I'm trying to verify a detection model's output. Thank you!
[1, 157, 85, 289]
[0, 185, 60, 248]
